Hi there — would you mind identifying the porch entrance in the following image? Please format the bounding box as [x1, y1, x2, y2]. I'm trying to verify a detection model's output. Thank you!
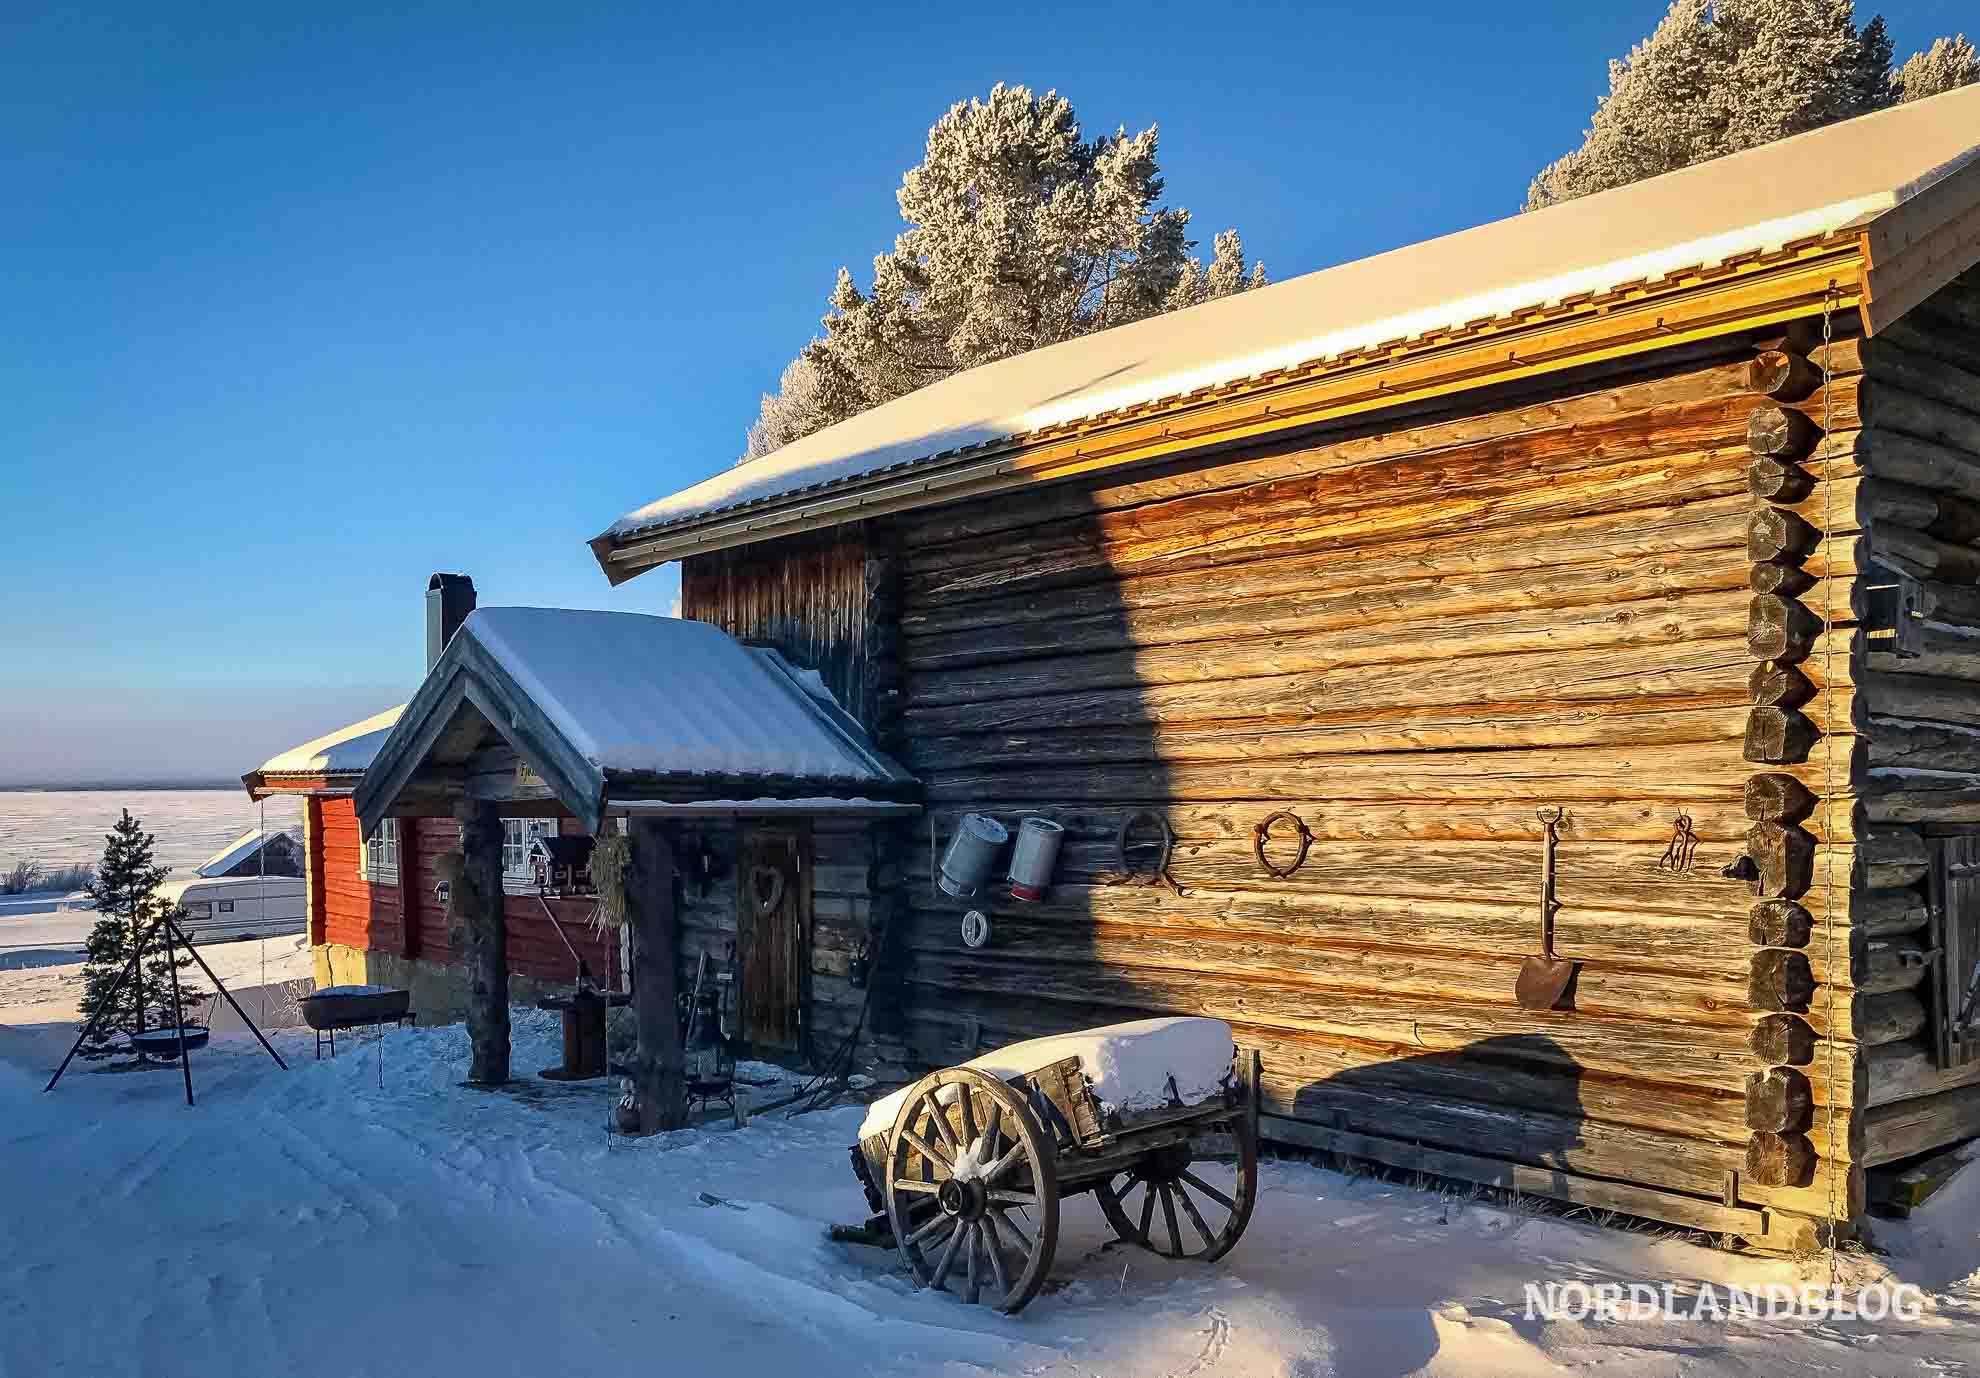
[738, 827, 807, 1053]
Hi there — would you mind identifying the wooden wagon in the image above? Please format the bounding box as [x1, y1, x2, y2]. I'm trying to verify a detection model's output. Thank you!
[846, 1018, 1259, 1313]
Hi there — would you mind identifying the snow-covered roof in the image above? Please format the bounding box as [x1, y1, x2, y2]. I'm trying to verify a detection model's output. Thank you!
[253, 705, 406, 778]
[194, 828, 290, 878]
[355, 608, 913, 836]
[465, 608, 906, 782]
[602, 84, 1980, 566]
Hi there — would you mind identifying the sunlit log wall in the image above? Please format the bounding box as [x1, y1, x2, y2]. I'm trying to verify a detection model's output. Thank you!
[677, 271, 1980, 1242]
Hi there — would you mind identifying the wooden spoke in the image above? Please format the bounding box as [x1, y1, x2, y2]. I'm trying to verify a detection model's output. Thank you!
[1172, 1180, 1219, 1251]
[1179, 1169, 1235, 1212]
[1096, 1115, 1260, 1264]
[931, 1220, 966, 1291]
[923, 1092, 961, 1153]
[980, 1211, 1013, 1299]
[907, 1210, 955, 1247]
[1160, 1185, 1184, 1259]
[991, 1207, 1034, 1256]
[886, 1067, 1059, 1314]
[900, 1127, 952, 1173]
[983, 1140, 1027, 1185]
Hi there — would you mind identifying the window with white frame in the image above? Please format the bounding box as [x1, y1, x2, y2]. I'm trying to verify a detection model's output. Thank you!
[502, 818, 556, 892]
[361, 819, 400, 885]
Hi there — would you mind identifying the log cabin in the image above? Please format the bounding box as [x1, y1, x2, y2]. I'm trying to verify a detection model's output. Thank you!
[252, 87, 1980, 1247]
[579, 87, 1980, 1248]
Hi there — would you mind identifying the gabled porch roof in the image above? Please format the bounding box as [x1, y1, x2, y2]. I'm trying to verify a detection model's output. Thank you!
[354, 607, 916, 836]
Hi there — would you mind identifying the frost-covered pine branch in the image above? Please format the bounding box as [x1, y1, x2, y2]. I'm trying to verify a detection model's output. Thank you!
[1527, 2, 1968, 212]
[744, 84, 1264, 461]
[1892, 34, 1980, 103]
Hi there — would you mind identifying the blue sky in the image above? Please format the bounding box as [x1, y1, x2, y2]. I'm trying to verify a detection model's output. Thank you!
[1, 2, 1970, 784]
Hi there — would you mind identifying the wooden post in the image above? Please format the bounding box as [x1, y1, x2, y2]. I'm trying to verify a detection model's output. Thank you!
[627, 817, 685, 1133]
[455, 800, 509, 1085]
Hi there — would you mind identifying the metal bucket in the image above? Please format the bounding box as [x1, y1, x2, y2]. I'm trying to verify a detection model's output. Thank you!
[939, 814, 1008, 897]
[1007, 817, 1065, 902]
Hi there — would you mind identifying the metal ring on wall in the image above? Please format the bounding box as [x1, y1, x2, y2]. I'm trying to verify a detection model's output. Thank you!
[1252, 810, 1313, 879]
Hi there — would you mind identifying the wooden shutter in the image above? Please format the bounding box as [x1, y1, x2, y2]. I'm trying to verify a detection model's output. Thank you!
[1928, 834, 1980, 1068]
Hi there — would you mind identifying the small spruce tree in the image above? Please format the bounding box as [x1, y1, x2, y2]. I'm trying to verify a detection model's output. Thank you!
[77, 810, 205, 1062]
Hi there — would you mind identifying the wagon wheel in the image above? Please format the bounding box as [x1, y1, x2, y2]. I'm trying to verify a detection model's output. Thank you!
[1096, 1111, 1257, 1262]
[885, 1067, 1060, 1314]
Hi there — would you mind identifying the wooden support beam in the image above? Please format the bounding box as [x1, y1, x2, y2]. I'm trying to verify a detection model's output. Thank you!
[627, 817, 685, 1134]
[1746, 822, 1816, 897]
[1748, 507, 1820, 563]
[1744, 773, 1816, 824]
[1746, 1067, 1813, 1134]
[1745, 1130, 1816, 1188]
[1748, 594, 1824, 661]
[1749, 349, 1823, 402]
[1750, 900, 1813, 948]
[1750, 949, 1814, 1012]
[1748, 405, 1824, 460]
[1744, 706, 1820, 764]
[1751, 1013, 1816, 1066]
[454, 800, 509, 1086]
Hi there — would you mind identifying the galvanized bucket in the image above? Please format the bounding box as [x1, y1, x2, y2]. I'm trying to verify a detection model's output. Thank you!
[1007, 817, 1066, 901]
[939, 814, 1009, 897]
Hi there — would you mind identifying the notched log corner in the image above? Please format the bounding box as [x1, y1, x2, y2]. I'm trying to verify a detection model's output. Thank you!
[1749, 948, 1815, 1012]
[1749, 1012, 1816, 1067]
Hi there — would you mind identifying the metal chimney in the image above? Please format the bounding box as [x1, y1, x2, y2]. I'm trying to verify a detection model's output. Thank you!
[426, 573, 476, 670]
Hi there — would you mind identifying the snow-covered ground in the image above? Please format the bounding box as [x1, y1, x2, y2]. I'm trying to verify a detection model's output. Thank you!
[2, 1006, 1977, 1378]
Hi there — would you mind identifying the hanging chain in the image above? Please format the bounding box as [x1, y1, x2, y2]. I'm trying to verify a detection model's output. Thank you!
[1815, 288, 1844, 1283]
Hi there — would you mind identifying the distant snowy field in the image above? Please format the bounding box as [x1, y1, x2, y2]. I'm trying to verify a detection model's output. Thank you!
[0, 789, 303, 876]
[2, 1006, 1977, 1377]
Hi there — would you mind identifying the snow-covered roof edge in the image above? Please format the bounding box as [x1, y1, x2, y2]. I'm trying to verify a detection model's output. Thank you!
[246, 705, 407, 796]
[599, 83, 1980, 563]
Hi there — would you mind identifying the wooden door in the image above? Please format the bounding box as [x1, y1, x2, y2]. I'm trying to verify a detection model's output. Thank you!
[1929, 833, 1980, 1068]
[738, 828, 806, 1051]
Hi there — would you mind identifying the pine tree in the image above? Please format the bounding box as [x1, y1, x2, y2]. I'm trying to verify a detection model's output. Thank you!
[744, 84, 1263, 460]
[1892, 34, 1980, 102]
[77, 810, 205, 1062]
[1528, 2, 1972, 211]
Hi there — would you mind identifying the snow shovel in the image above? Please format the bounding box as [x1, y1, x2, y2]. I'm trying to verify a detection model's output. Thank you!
[1516, 807, 1577, 1011]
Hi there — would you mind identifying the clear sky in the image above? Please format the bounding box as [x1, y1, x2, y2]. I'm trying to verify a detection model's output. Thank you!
[2, 2, 1969, 784]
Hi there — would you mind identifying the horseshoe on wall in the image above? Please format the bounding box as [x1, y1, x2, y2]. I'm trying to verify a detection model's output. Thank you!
[749, 863, 787, 916]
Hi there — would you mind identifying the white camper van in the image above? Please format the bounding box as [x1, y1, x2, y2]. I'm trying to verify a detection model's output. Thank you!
[157, 829, 307, 944]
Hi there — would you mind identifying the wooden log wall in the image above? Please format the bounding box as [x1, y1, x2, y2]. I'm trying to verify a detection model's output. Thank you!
[667, 817, 909, 1077]
[314, 798, 612, 989]
[875, 339, 1907, 1235]
[680, 525, 886, 735]
[1737, 275, 1980, 1212]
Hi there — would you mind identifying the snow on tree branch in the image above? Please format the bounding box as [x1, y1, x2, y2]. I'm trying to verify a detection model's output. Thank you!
[741, 84, 1263, 464]
[1526, 2, 1971, 212]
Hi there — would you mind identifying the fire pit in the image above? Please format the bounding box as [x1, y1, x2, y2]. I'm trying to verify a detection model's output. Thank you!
[300, 985, 412, 1058]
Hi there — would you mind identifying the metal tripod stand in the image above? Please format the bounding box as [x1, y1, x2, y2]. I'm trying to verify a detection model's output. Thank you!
[44, 907, 288, 1105]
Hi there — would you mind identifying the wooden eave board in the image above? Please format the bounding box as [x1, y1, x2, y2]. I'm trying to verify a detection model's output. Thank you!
[600, 239, 1866, 574]
[1860, 157, 1980, 334]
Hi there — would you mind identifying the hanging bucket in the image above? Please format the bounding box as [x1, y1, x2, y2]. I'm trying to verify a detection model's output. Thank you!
[939, 815, 1008, 898]
[1007, 817, 1065, 902]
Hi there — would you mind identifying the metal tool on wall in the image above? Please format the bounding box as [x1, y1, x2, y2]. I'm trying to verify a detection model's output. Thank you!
[1516, 806, 1578, 1011]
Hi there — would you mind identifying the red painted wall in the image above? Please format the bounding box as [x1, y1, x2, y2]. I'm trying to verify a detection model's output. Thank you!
[315, 798, 615, 988]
